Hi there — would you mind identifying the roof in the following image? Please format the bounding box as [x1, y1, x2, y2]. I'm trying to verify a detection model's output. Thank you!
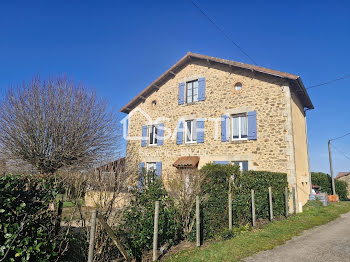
[120, 52, 314, 113]
[173, 156, 200, 168]
[336, 172, 350, 179]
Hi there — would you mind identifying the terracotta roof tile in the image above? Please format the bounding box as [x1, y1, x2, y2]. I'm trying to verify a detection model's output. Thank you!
[336, 172, 350, 179]
[173, 156, 200, 168]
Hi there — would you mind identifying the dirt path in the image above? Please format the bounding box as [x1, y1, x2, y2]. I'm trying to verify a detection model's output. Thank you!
[244, 211, 350, 262]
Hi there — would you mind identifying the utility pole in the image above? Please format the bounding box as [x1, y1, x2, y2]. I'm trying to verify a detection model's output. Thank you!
[328, 139, 336, 195]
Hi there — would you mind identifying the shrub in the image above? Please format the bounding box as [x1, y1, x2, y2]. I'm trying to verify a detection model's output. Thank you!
[232, 170, 288, 224]
[191, 164, 288, 241]
[311, 172, 348, 200]
[119, 170, 181, 260]
[0, 173, 69, 262]
[197, 163, 240, 240]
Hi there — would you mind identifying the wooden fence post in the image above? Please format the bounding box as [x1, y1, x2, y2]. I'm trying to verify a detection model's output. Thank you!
[292, 186, 297, 214]
[196, 195, 201, 247]
[228, 193, 232, 231]
[269, 187, 273, 221]
[285, 187, 289, 217]
[251, 189, 256, 227]
[88, 209, 97, 262]
[97, 214, 131, 261]
[153, 201, 160, 261]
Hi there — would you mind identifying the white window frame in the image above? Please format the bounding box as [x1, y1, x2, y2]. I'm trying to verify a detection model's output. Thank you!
[185, 120, 197, 143]
[148, 125, 158, 146]
[146, 162, 157, 172]
[231, 114, 248, 141]
[232, 161, 248, 171]
[186, 80, 199, 104]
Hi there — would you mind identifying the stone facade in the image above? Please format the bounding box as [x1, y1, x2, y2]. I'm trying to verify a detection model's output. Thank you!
[123, 57, 312, 209]
[336, 174, 350, 199]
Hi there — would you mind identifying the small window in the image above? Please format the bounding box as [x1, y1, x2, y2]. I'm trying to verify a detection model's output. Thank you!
[186, 80, 198, 103]
[232, 114, 247, 140]
[146, 162, 157, 172]
[149, 125, 158, 145]
[235, 82, 243, 91]
[185, 120, 197, 143]
[152, 100, 157, 107]
[233, 161, 248, 171]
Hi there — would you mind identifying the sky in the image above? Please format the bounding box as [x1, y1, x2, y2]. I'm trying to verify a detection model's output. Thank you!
[0, 0, 349, 175]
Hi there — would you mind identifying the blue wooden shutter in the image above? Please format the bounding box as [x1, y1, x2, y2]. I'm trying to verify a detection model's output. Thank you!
[141, 125, 147, 147]
[248, 111, 257, 140]
[177, 121, 183, 145]
[214, 161, 230, 165]
[157, 124, 164, 145]
[138, 162, 145, 188]
[156, 162, 162, 178]
[197, 120, 204, 143]
[198, 77, 206, 101]
[221, 115, 229, 142]
[242, 161, 248, 171]
[178, 82, 185, 105]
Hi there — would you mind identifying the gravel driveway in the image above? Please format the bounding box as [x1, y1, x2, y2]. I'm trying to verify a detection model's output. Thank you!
[244, 211, 350, 262]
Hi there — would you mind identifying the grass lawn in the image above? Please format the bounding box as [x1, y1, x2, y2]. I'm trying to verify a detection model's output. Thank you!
[165, 201, 350, 262]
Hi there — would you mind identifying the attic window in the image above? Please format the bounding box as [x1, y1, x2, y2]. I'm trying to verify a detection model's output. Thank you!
[234, 82, 243, 91]
[152, 100, 157, 107]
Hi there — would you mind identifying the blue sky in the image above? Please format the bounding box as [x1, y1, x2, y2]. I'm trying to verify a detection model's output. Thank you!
[0, 0, 349, 174]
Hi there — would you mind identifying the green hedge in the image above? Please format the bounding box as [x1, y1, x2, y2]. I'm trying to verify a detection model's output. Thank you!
[199, 163, 239, 240]
[0, 174, 67, 262]
[232, 170, 288, 224]
[311, 172, 348, 200]
[194, 164, 288, 240]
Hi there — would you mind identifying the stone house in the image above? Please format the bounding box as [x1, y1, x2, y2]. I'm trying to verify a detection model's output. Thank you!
[336, 172, 350, 199]
[120, 52, 314, 209]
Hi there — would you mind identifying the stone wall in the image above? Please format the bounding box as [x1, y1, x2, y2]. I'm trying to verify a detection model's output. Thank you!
[291, 93, 311, 205]
[337, 175, 350, 199]
[124, 60, 309, 209]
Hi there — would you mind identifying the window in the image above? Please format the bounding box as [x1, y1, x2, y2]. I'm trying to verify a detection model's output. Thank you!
[149, 125, 158, 145]
[152, 100, 157, 107]
[232, 114, 248, 140]
[186, 80, 198, 103]
[185, 120, 197, 143]
[233, 161, 248, 171]
[146, 162, 156, 172]
[234, 82, 243, 91]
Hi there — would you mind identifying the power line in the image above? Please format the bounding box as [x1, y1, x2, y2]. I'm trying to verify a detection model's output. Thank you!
[332, 144, 350, 162]
[189, 0, 257, 65]
[307, 74, 350, 90]
[330, 132, 350, 142]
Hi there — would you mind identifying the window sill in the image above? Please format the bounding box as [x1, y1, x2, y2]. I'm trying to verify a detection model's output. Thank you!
[148, 144, 160, 147]
[230, 139, 248, 144]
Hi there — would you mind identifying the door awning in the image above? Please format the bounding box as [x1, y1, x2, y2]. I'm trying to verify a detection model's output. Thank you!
[173, 156, 200, 168]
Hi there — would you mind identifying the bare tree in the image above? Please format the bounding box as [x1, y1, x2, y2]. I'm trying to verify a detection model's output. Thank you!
[0, 76, 119, 174]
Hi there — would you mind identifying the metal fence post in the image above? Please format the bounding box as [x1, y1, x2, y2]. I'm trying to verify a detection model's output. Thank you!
[153, 201, 160, 261]
[88, 209, 97, 262]
[196, 195, 201, 247]
[228, 193, 232, 231]
[251, 189, 256, 227]
[269, 187, 273, 221]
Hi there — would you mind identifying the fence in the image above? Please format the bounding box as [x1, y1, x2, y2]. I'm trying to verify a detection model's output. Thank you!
[87, 186, 297, 261]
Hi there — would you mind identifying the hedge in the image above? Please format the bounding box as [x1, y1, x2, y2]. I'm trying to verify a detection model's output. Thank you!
[0, 173, 68, 262]
[194, 164, 288, 240]
[232, 170, 288, 224]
